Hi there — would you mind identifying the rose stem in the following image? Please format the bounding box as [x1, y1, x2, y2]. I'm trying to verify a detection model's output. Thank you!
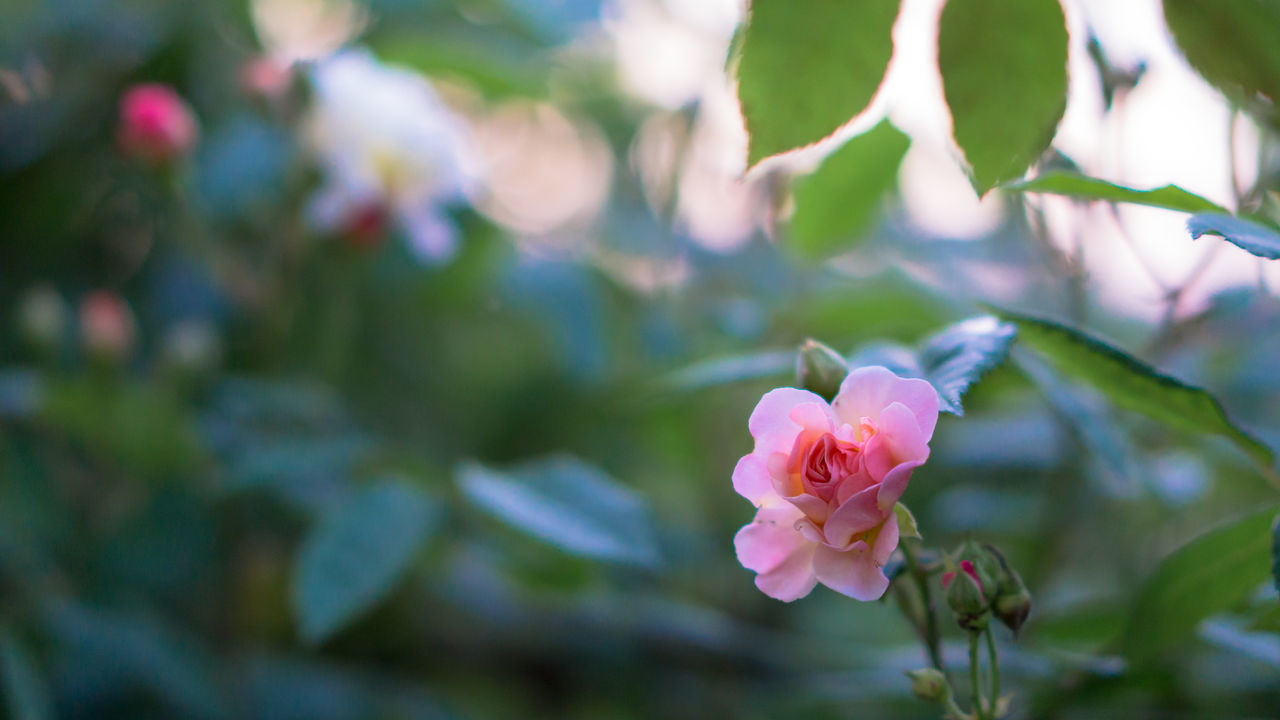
[985, 626, 1001, 716]
[900, 541, 944, 672]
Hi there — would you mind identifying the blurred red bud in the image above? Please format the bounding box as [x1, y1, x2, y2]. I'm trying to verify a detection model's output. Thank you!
[118, 83, 199, 163]
[239, 57, 294, 103]
[79, 291, 136, 362]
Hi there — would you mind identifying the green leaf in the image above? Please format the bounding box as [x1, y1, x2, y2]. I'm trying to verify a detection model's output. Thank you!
[938, 0, 1069, 194]
[1163, 0, 1280, 125]
[292, 480, 440, 644]
[659, 350, 794, 394]
[1272, 511, 1280, 595]
[1124, 507, 1279, 664]
[457, 455, 661, 567]
[736, 0, 901, 166]
[788, 120, 910, 259]
[894, 503, 921, 540]
[1004, 172, 1226, 214]
[1, 631, 51, 720]
[997, 309, 1275, 471]
[918, 315, 1016, 416]
[1187, 212, 1280, 260]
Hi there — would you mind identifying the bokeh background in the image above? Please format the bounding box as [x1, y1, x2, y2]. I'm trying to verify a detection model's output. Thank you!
[2, 0, 1279, 718]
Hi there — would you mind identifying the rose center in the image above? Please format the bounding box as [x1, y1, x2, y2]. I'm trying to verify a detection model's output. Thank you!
[799, 433, 861, 502]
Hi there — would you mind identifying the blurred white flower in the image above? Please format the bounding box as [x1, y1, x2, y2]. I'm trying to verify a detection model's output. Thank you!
[305, 49, 481, 262]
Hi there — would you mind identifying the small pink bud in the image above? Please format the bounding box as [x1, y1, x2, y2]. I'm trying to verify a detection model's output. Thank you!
[118, 84, 199, 164]
[80, 291, 136, 362]
[239, 57, 293, 103]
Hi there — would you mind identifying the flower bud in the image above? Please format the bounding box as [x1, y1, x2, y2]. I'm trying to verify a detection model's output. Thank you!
[994, 575, 1032, 635]
[943, 560, 989, 631]
[79, 291, 136, 363]
[795, 338, 847, 401]
[957, 539, 1002, 593]
[982, 543, 1032, 634]
[118, 83, 199, 164]
[17, 284, 67, 354]
[239, 57, 294, 104]
[905, 668, 950, 703]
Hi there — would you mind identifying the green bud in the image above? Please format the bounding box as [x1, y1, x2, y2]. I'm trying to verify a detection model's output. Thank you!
[981, 544, 1032, 634]
[905, 668, 950, 703]
[944, 560, 989, 631]
[957, 539, 1001, 595]
[795, 338, 847, 401]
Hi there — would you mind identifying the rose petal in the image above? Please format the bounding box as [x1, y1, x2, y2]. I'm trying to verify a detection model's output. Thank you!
[749, 388, 830, 454]
[832, 367, 939, 442]
[877, 401, 930, 466]
[732, 453, 774, 505]
[734, 504, 818, 602]
[823, 484, 885, 548]
[875, 458, 922, 513]
[812, 542, 890, 602]
[871, 510, 900, 566]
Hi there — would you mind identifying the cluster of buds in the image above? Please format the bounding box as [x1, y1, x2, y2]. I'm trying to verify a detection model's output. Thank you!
[942, 540, 1031, 635]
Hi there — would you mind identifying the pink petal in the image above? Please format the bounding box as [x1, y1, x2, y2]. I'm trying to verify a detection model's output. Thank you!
[788, 401, 836, 432]
[823, 484, 885, 549]
[732, 453, 774, 505]
[748, 388, 830, 453]
[875, 459, 922, 513]
[877, 401, 931, 466]
[832, 367, 940, 442]
[871, 510, 900, 566]
[734, 503, 818, 602]
[812, 542, 890, 602]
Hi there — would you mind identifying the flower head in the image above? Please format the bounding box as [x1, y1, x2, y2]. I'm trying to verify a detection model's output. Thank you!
[733, 366, 939, 602]
[118, 84, 199, 163]
[305, 49, 481, 263]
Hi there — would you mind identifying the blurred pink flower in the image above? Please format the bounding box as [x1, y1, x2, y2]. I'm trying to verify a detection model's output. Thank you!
[117, 84, 198, 163]
[80, 291, 136, 362]
[733, 367, 939, 602]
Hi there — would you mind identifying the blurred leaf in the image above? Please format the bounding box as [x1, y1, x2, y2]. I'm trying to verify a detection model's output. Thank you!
[1273, 511, 1280, 594]
[998, 309, 1275, 470]
[44, 601, 225, 719]
[1, 631, 51, 720]
[894, 503, 921, 540]
[1004, 172, 1225, 214]
[1187, 212, 1280, 260]
[41, 378, 202, 475]
[1124, 506, 1278, 664]
[292, 479, 440, 644]
[938, 0, 1069, 194]
[0, 368, 42, 420]
[1031, 599, 1125, 651]
[1199, 616, 1280, 668]
[788, 120, 910, 259]
[918, 315, 1016, 416]
[736, 0, 901, 165]
[659, 350, 793, 394]
[1163, 0, 1280, 124]
[457, 455, 661, 567]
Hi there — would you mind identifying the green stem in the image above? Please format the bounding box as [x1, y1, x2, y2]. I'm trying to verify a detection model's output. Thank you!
[969, 630, 986, 720]
[900, 541, 944, 671]
[985, 626, 1000, 717]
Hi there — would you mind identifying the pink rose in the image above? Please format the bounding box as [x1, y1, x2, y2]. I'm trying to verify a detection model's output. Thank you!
[733, 366, 939, 602]
[118, 84, 199, 163]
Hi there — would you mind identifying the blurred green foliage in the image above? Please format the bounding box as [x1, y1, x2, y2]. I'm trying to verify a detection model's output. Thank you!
[1, 1, 1280, 719]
